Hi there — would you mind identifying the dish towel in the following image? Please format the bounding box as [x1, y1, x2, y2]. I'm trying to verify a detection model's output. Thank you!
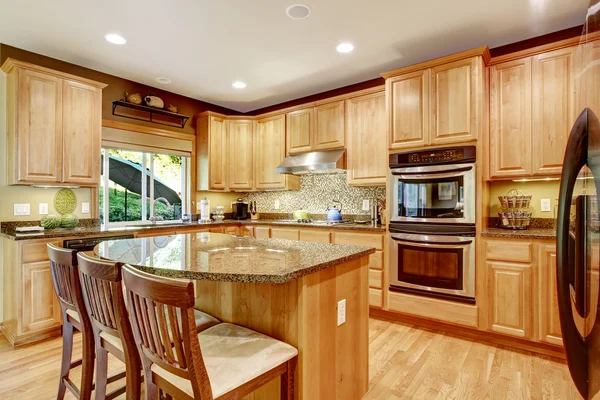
[438, 183, 454, 201]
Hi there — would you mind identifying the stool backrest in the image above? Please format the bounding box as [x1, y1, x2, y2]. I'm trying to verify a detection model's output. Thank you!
[121, 264, 213, 400]
[47, 244, 88, 320]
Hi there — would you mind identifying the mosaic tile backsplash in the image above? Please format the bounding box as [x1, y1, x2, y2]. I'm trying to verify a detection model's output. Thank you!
[242, 173, 386, 214]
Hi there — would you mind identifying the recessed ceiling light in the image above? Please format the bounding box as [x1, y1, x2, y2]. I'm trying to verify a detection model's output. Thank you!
[105, 33, 126, 45]
[232, 81, 247, 89]
[336, 42, 354, 53]
[156, 77, 171, 84]
[286, 4, 311, 19]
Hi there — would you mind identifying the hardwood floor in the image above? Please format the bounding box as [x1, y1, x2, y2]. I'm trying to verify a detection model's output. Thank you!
[0, 318, 581, 399]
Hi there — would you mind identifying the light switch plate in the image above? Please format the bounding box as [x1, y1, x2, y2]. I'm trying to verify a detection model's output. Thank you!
[39, 203, 48, 215]
[541, 199, 551, 212]
[274, 200, 280, 210]
[82, 202, 90, 214]
[362, 199, 370, 211]
[337, 299, 346, 326]
[14, 203, 30, 216]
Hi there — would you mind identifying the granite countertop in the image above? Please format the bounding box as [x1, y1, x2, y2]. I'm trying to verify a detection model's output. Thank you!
[481, 227, 556, 240]
[94, 233, 376, 283]
[1, 219, 385, 241]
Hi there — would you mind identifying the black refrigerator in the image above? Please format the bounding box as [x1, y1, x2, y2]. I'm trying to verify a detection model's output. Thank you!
[557, 2, 600, 399]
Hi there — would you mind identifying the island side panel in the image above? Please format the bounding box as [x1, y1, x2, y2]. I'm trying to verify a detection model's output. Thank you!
[194, 255, 369, 400]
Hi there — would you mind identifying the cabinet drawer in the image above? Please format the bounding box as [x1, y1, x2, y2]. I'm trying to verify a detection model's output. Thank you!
[485, 240, 532, 263]
[369, 288, 383, 308]
[225, 226, 239, 236]
[240, 226, 255, 237]
[368, 251, 384, 270]
[299, 229, 331, 243]
[209, 227, 224, 233]
[369, 269, 383, 289]
[333, 232, 383, 250]
[254, 227, 271, 238]
[22, 241, 60, 263]
[271, 228, 299, 241]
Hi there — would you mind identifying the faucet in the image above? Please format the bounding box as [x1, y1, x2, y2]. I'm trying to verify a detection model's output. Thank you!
[149, 197, 172, 224]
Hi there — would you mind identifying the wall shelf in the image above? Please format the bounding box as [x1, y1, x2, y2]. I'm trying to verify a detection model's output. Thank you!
[112, 100, 190, 128]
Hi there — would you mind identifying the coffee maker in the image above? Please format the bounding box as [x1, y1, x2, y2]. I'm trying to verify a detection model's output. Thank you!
[231, 198, 249, 220]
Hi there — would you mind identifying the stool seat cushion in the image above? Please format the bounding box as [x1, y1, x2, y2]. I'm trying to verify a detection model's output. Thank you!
[150, 323, 298, 398]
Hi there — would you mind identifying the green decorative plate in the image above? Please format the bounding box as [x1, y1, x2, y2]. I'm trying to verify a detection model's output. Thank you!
[54, 188, 77, 215]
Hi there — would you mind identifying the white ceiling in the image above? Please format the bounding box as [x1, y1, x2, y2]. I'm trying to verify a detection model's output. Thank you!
[0, 0, 589, 112]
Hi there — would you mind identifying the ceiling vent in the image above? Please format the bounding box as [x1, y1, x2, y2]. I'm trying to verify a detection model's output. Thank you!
[286, 4, 311, 20]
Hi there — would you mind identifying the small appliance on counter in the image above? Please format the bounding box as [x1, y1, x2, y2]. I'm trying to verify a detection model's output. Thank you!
[232, 199, 249, 220]
[199, 197, 211, 222]
[497, 189, 532, 230]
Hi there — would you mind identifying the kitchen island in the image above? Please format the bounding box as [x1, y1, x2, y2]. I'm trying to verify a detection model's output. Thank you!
[95, 233, 375, 400]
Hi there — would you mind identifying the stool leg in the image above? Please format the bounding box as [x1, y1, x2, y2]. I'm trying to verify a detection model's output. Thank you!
[94, 338, 109, 400]
[124, 351, 142, 400]
[57, 319, 73, 400]
[79, 329, 95, 400]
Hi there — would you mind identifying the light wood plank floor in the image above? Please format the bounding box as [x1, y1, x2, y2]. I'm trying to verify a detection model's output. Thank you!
[0, 318, 582, 399]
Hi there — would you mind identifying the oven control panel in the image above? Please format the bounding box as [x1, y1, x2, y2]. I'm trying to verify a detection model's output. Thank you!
[390, 146, 476, 168]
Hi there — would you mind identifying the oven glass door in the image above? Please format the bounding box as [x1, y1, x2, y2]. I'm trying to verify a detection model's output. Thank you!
[389, 233, 475, 299]
[391, 164, 475, 224]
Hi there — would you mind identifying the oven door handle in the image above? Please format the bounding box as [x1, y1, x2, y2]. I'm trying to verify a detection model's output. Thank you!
[390, 233, 473, 246]
[391, 166, 473, 179]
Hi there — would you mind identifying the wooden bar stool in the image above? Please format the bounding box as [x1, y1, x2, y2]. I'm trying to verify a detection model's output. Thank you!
[121, 264, 298, 400]
[47, 244, 95, 400]
[76, 252, 142, 400]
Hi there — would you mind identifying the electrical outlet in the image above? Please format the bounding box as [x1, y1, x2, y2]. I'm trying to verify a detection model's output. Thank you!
[337, 299, 346, 326]
[362, 199, 370, 211]
[14, 204, 30, 216]
[82, 202, 90, 214]
[274, 200, 280, 210]
[541, 198, 551, 212]
[39, 203, 48, 215]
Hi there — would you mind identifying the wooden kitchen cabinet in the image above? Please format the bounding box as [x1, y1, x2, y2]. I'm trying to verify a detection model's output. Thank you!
[489, 58, 532, 178]
[254, 226, 271, 238]
[197, 113, 228, 190]
[22, 261, 62, 334]
[225, 226, 240, 236]
[345, 91, 388, 186]
[383, 47, 488, 151]
[487, 260, 532, 339]
[387, 70, 429, 150]
[240, 226, 255, 237]
[286, 108, 314, 154]
[314, 100, 345, 150]
[228, 119, 254, 191]
[537, 245, 563, 345]
[270, 228, 299, 241]
[254, 115, 299, 190]
[2, 59, 105, 186]
[299, 229, 331, 243]
[531, 47, 575, 176]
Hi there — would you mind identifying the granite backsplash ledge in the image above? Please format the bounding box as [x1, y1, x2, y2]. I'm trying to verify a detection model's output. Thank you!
[242, 172, 385, 214]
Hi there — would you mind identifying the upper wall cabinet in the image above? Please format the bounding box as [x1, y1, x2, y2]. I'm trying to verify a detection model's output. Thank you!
[382, 47, 488, 151]
[488, 47, 575, 179]
[285, 100, 345, 155]
[254, 115, 300, 190]
[228, 119, 254, 191]
[196, 113, 228, 191]
[2, 59, 106, 186]
[346, 91, 388, 186]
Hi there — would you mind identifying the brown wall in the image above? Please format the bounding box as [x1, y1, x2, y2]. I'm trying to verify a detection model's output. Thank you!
[0, 44, 238, 135]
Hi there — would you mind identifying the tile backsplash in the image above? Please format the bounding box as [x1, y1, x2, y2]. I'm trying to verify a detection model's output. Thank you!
[242, 173, 386, 214]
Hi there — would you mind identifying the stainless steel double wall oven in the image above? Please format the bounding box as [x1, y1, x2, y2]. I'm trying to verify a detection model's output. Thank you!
[389, 146, 476, 303]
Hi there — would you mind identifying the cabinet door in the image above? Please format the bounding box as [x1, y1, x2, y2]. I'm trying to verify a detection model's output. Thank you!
[255, 115, 287, 190]
[254, 226, 271, 238]
[487, 261, 532, 338]
[346, 92, 388, 186]
[430, 57, 479, 145]
[286, 108, 314, 154]
[22, 261, 61, 334]
[489, 58, 532, 178]
[538, 245, 563, 345]
[240, 226, 255, 237]
[225, 226, 240, 236]
[270, 228, 299, 241]
[388, 70, 429, 149]
[228, 120, 254, 190]
[314, 101, 345, 150]
[62, 80, 101, 185]
[532, 48, 574, 176]
[208, 116, 228, 190]
[14, 68, 63, 184]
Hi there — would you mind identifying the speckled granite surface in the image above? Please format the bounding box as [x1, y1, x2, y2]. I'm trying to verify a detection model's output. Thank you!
[1, 219, 384, 241]
[94, 233, 375, 283]
[481, 228, 556, 240]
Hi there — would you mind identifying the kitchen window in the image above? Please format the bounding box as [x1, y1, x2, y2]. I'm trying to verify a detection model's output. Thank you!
[99, 148, 190, 226]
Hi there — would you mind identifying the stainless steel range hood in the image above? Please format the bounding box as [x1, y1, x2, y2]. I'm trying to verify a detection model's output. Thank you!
[276, 149, 346, 175]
